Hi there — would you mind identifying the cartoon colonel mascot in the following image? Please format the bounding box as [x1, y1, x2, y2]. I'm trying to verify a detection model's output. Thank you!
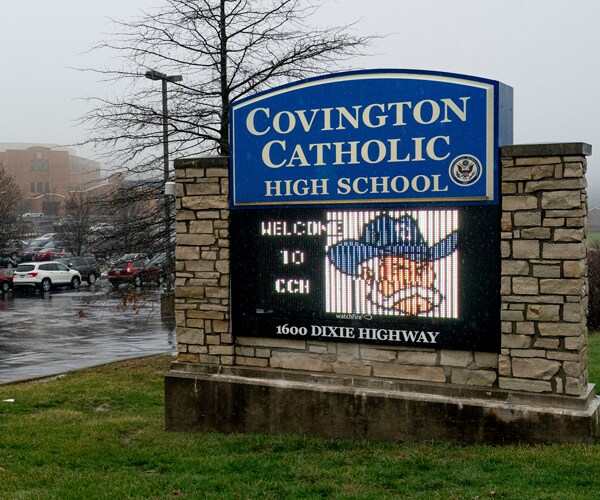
[327, 213, 458, 316]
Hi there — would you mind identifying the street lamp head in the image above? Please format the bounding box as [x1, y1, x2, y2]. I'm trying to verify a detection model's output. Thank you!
[145, 69, 166, 81]
[145, 69, 183, 83]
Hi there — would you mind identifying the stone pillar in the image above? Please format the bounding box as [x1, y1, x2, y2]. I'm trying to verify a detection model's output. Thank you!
[174, 156, 233, 365]
[499, 143, 591, 396]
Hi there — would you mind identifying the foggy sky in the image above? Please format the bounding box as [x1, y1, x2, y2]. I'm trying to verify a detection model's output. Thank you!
[2, 0, 599, 201]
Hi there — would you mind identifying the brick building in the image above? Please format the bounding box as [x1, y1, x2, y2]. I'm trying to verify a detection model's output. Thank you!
[0, 143, 102, 216]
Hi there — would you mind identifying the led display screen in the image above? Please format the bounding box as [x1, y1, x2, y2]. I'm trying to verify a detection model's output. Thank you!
[231, 206, 500, 352]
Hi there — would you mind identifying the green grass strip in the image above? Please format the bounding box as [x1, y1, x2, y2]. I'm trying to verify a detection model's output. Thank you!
[1, 338, 600, 499]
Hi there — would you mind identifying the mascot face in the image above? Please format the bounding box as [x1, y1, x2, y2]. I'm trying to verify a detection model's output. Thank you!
[359, 256, 438, 315]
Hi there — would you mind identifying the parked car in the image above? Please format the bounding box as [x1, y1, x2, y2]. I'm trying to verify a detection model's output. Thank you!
[89, 236, 120, 261]
[19, 238, 57, 262]
[0, 240, 28, 262]
[15, 243, 34, 262]
[58, 256, 101, 285]
[53, 217, 74, 229]
[22, 212, 44, 218]
[107, 255, 149, 288]
[140, 252, 175, 284]
[0, 268, 15, 293]
[0, 256, 17, 268]
[90, 222, 115, 234]
[35, 247, 74, 261]
[27, 235, 55, 247]
[13, 261, 81, 292]
[20, 237, 56, 261]
[17, 244, 42, 262]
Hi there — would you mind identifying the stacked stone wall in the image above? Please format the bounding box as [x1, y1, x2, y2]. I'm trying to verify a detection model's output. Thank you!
[499, 143, 590, 396]
[174, 157, 233, 365]
[174, 143, 591, 398]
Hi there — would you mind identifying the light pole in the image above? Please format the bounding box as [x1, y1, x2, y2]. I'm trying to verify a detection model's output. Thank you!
[145, 69, 182, 301]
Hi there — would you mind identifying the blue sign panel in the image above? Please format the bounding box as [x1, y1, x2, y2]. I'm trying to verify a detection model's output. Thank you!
[229, 69, 512, 208]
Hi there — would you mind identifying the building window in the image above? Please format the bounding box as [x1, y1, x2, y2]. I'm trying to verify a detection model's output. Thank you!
[29, 160, 49, 171]
[30, 182, 35, 193]
[37, 182, 43, 193]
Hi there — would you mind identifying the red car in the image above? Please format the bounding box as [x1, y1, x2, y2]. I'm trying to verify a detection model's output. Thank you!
[0, 268, 15, 294]
[35, 247, 73, 261]
[107, 255, 149, 287]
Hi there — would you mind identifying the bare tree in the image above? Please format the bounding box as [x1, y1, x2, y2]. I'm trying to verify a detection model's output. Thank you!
[54, 191, 95, 256]
[0, 166, 23, 252]
[103, 181, 167, 257]
[80, 0, 372, 169]
[77, 0, 372, 282]
[64, 178, 168, 262]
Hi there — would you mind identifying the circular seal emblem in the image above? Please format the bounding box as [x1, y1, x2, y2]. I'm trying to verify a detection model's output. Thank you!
[449, 154, 483, 187]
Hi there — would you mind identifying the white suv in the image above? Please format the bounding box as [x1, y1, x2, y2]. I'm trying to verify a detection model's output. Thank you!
[13, 261, 81, 292]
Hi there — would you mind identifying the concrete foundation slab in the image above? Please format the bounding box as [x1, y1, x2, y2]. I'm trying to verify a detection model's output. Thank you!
[165, 366, 600, 444]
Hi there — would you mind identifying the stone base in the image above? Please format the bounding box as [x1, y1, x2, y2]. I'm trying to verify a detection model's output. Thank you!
[164, 364, 600, 444]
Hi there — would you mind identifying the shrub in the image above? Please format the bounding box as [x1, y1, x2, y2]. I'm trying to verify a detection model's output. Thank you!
[588, 242, 600, 330]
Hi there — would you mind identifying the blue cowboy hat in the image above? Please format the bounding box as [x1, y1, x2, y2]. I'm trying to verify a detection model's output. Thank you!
[327, 214, 458, 276]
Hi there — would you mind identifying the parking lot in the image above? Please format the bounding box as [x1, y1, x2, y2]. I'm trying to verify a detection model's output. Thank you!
[0, 278, 176, 383]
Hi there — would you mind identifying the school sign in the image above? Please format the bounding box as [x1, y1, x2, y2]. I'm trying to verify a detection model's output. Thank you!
[229, 70, 513, 353]
[168, 69, 599, 444]
[230, 69, 513, 207]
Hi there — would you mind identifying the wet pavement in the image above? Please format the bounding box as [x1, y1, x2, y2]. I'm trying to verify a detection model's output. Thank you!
[0, 280, 177, 384]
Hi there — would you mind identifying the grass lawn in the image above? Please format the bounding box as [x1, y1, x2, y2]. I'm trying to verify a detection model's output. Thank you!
[589, 232, 600, 244]
[1, 338, 600, 499]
